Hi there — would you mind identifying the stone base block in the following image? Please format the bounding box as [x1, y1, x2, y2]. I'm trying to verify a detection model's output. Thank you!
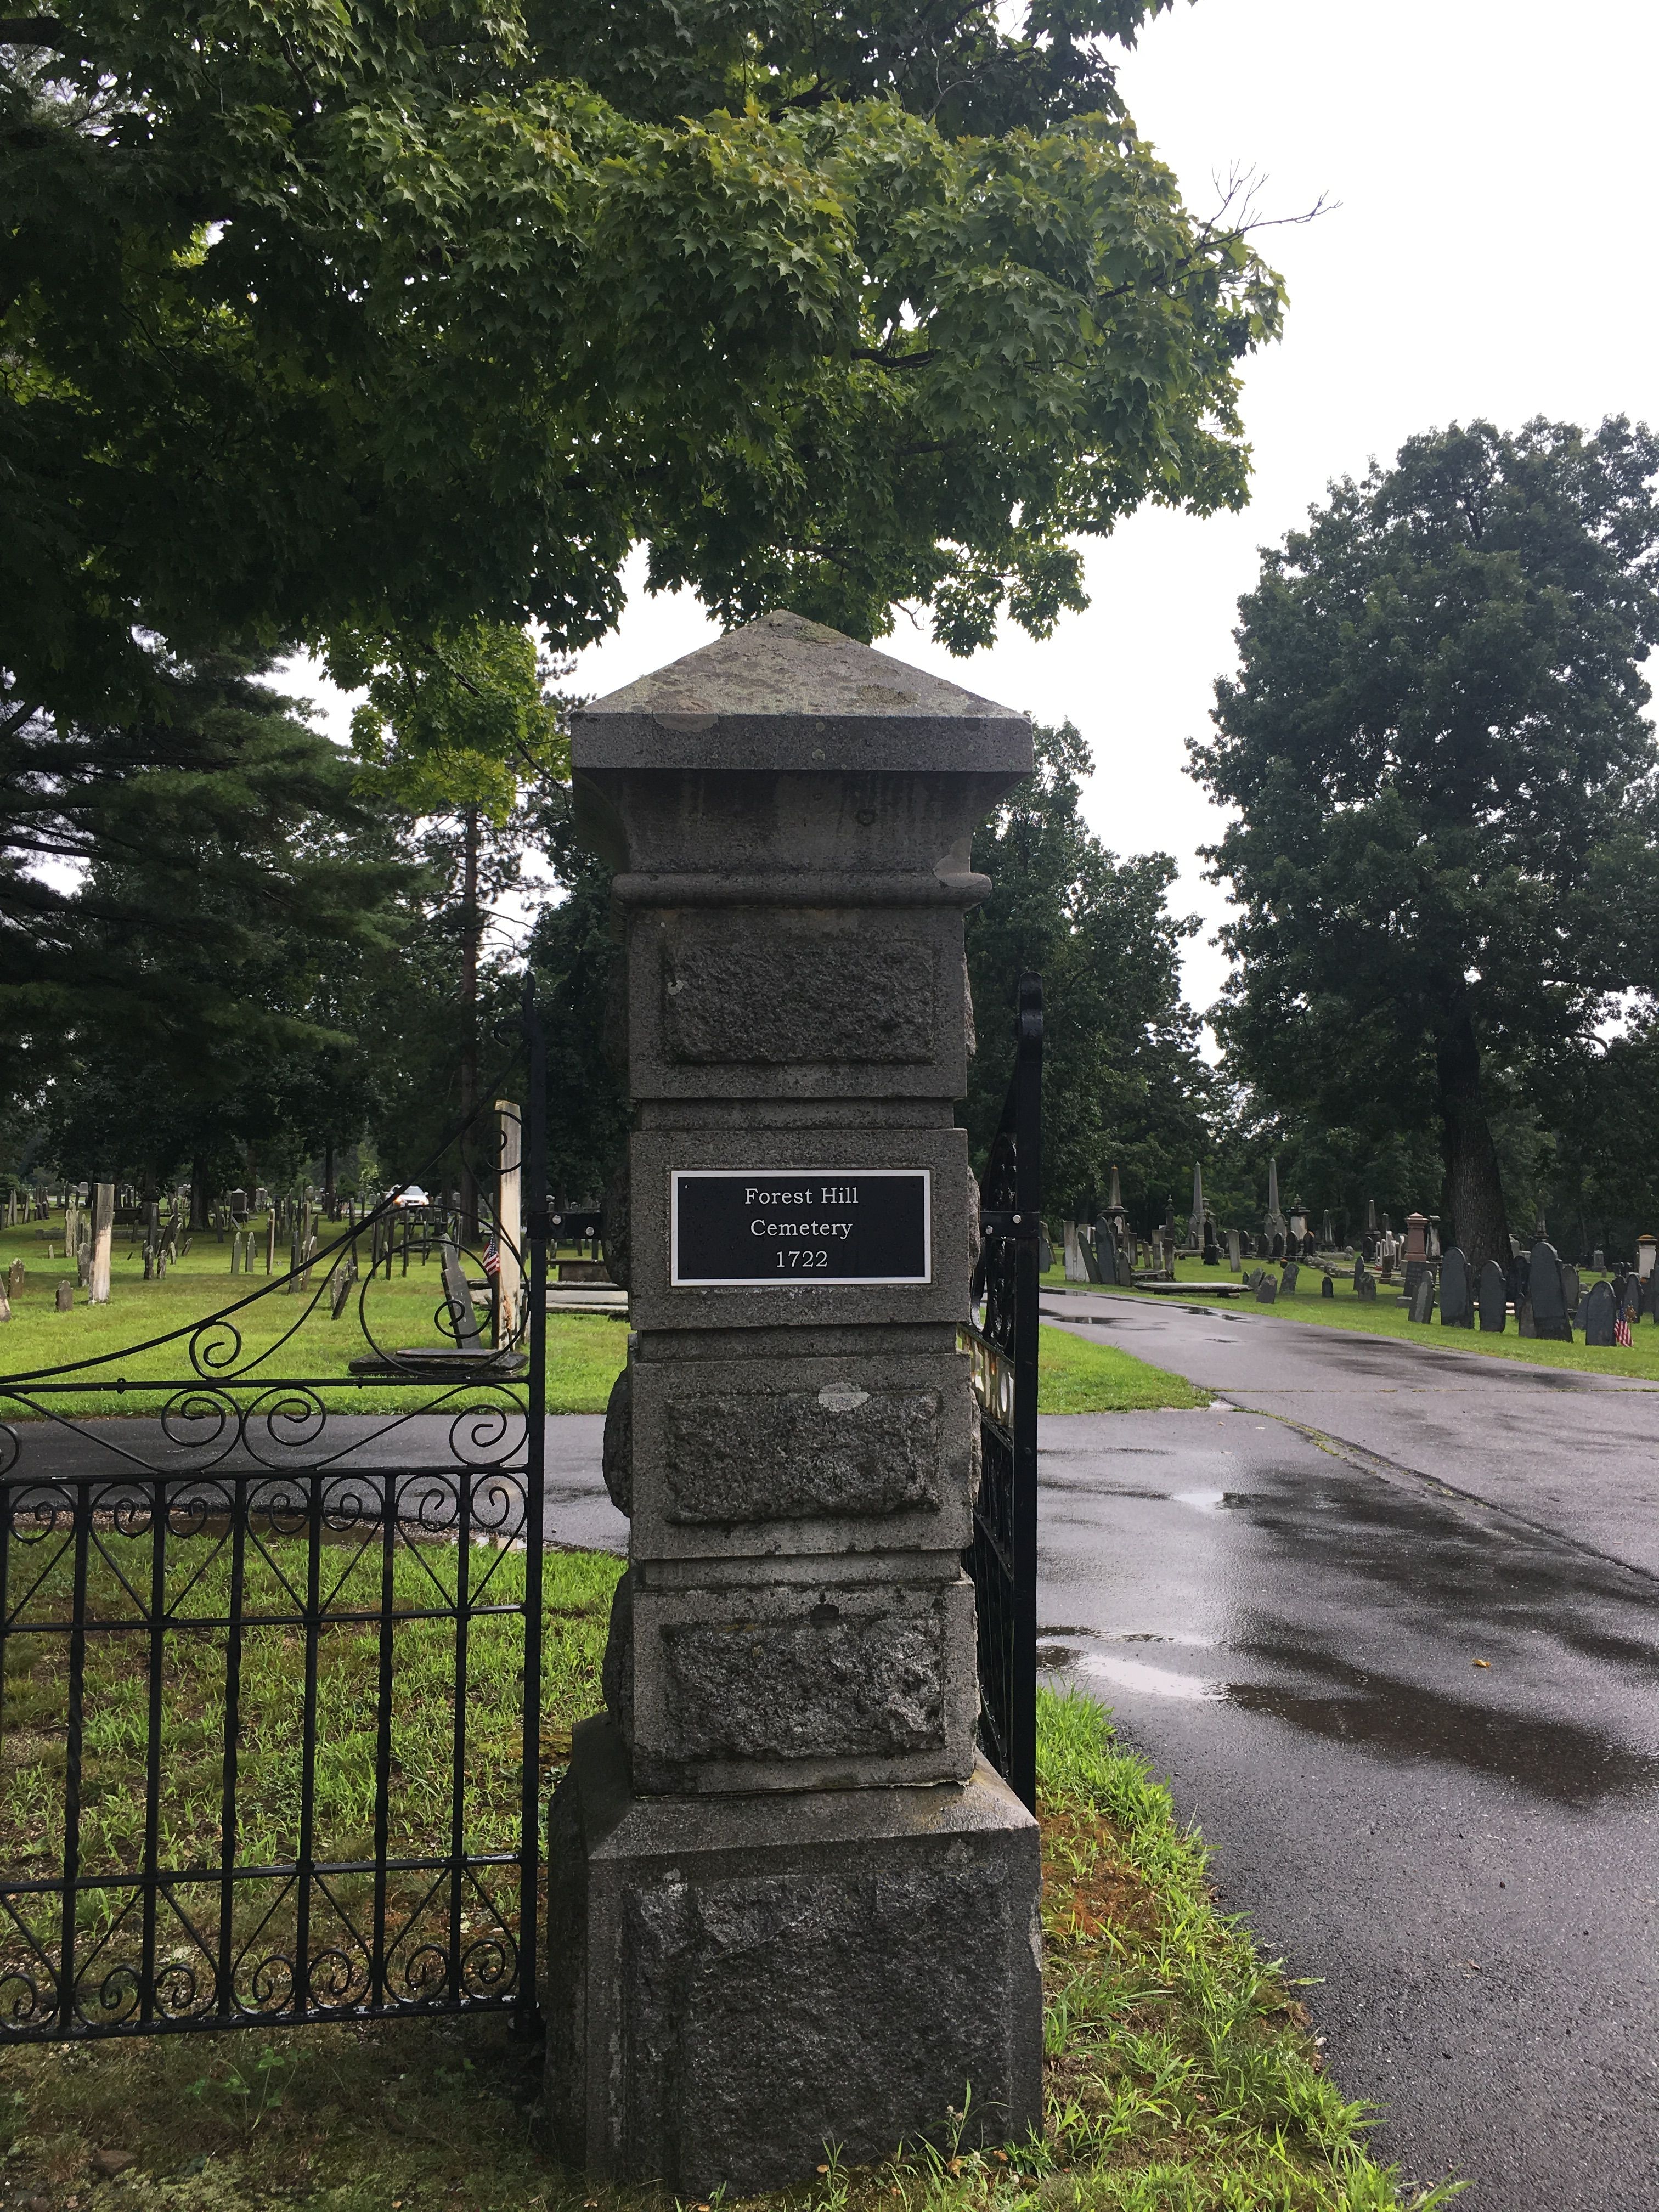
[545, 1715, 1041, 2195]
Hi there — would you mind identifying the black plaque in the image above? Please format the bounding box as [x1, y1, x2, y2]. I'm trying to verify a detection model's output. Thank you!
[670, 1169, 932, 1285]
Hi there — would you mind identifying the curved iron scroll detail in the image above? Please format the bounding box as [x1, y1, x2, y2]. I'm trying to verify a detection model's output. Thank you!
[0, 983, 552, 2043]
[963, 972, 1041, 1814]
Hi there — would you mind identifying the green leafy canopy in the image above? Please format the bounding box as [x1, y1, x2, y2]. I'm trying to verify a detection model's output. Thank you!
[3, 0, 1284, 726]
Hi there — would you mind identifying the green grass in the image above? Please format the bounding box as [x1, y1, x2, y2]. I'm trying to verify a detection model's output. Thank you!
[0, 1682, 1452, 2212]
[1, 1536, 622, 1966]
[1046, 1261, 1659, 1385]
[0, 1210, 628, 1417]
[1037, 1328, 1210, 1415]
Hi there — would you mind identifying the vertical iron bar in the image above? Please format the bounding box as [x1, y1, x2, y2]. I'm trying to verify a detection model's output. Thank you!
[447, 1464, 473, 2001]
[1011, 973, 1043, 1814]
[293, 1474, 323, 2015]
[370, 1469, 397, 2011]
[516, 979, 549, 2033]
[57, 1483, 92, 2032]
[216, 1475, 248, 2020]
[138, 1473, 168, 2022]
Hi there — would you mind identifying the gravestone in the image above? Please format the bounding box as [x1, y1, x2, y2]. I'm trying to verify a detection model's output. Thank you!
[1438, 1246, 1473, 1328]
[1202, 1220, 1220, 1268]
[1560, 1263, 1581, 1321]
[1255, 1273, 1278, 1303]
[1593, 1246, 1607, 1274]
[1478, 1260, 1508, 1332]
[1321, 1273, 1334, 1300]
[7, 1257, 21, 1297]
[1582, 1280, 1617, 1346]
[1527, 1239, 1572, 1341]
[1402, 1212, 1430, 1305]
[1623, 1274, 1641, 1323]
[1062, 1221, 1085, 1281]
[1270, 1232, 1285, 1260]
[545, 612, 1040, 2193]
[0, 1288, 9, 1323]
[55, 1279, 73, 1312]
[1281, 1259, 1300, 1295]
[1226, 1228, 1242, 1273]
[1097, 1221, 1124, 1291]
[1357, 1269, 1377, 1301]
[1352, 1253, 1367, 1290]
[1409, 1272, 1435, 1324]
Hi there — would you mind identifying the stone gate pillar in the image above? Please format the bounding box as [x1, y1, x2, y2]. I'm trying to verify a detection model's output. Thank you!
[544, 612, 1041, 2195]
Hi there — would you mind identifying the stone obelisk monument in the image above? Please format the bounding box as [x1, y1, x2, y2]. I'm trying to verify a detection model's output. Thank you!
[544, 612, 1042, 2193]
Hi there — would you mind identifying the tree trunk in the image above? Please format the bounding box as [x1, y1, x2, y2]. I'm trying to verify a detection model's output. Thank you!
[190, 1156, 211, 1232]
[324, 1138, 336, 1221]
[1436, 1015, 1510, 1273]
[459, 804, 481, 1241]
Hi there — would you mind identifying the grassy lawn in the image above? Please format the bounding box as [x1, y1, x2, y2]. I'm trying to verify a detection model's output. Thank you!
[0, 1210, 628, 1418]
[1045, 1261, 1659, 1385]
[1037, 1328, 1210, 1415]
[2, 1210, 1195, 1421]
[0, 1681, 1450, 2212]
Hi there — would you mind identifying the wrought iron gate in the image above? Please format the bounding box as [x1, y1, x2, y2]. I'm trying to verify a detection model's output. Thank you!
[0, 996, 552, 2042]
[965, 972, 1042, 1813]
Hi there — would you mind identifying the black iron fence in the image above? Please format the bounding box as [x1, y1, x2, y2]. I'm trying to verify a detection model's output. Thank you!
[0, 998, 551, 2042]
[964, 974, 1042, 1812]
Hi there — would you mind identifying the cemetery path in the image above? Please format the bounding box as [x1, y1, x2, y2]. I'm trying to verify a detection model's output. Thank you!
[1035, 1388, 1659, 2206]
[1041, 1288, 1659, 1576]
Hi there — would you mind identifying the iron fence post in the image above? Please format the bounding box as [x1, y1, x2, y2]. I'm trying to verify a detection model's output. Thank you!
[515, 977, 549, 2036]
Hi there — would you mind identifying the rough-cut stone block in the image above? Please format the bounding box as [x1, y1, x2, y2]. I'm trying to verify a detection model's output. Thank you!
[628, 1573, 977, 1793]
[625, 1348, 974, 1557]
[546, 1716, 1041, 2194]
[663, 934, 934, 1065]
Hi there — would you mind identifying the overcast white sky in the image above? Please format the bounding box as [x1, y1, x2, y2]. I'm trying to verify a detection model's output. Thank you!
[295, 0, 1659, 1018]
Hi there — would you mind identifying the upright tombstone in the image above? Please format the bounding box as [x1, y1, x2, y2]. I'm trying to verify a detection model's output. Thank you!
[1201, 1218, 1221, 1268]
[495, 1099, 523, 1345]
[88, 1181, 114, 1305]
[545, 613, 1041, 2193]
[1559, 1263, 1581, 1323]
[1409, 1271, 1435, 1324]
[1255, 1272, 1278, 1303]
[1478, 1260, 1508, 1333]
[1321, 1272, 1334, 1299]
[1582, 1280, 1617, 1346]
[1438, 1246, 1474, 1328]
[1527, 1239, 1572, 1341]
[1094, 1217, 1120, 1287]
[1281, 1259, 1300, 1296]
[1063, 1220, 1086, 1282]
[1226, 1228, 1242, 1273]
[1352, 1252, 1367, 1291]
[1402, 1213, 1430, 1306]
[1357, 1270, 1377, 1302]
[1639, 1234, 1657, 1282]
[55, 1279, 74, 1312]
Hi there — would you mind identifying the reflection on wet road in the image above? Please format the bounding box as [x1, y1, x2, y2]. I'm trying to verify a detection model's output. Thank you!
[1037, 1407, 1659, 2207]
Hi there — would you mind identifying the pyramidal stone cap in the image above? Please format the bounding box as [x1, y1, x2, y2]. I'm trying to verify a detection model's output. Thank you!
[571, 610, 1032, 774]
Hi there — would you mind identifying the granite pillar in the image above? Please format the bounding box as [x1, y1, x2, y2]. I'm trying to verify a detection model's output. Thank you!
[544, 612, 1042, 2194]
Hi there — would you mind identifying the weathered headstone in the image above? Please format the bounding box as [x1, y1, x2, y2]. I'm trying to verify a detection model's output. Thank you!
[7, 1257, 22, 1297]
[1352, 1252, 1367, 1290]
[1409, 1272, 1435, 1324]
[1438, 1246, 1473, 1328]
[1270, 1232, 1285, 1260]
[1256, 1272, 1278, 1303]
[1281, 1259, 1300, 1296]
[87, 1183, 114, 1304]
[1226, 1228, 1242, 1273]
[544, 612, 1040, 2192]
[439, 1238, 485, 1350]
[1321, 1273, 1334, 1299]
[1358, 1269, 1377, 1301]
[1062, 1220, 1085, 1282]
[1582, 1280, 1617, 1346]
[1527, 1239, 1572, 1341]
[1478, 1260, 1508, 1332]
[1403, 1212, 1430, 1305]
[1202, 1219, 1220, 1268]
[1593, 1246, 1606, 1274]
[1560, 1263, 1581, 1321]
[55, 1279, 74, 1312]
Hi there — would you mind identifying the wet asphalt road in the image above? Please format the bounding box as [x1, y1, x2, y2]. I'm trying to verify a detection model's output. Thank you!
[1039, 1294, 1659, 2208]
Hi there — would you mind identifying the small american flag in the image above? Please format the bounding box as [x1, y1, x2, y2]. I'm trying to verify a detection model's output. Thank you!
[483, 1234, 500, 1280]
[1615, 1307, 1632, 1347]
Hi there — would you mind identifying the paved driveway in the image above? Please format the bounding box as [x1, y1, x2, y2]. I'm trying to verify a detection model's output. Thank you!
[1039, 1295, 1659, 2207]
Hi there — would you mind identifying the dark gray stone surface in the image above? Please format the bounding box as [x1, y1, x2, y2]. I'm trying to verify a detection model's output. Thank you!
[1583, 1279, 1617, 1345]
[662, 1383, 947, 1523]
[662, 933, 935, 1065]
[1438, 1246, 1472, 1327]
[1255, 1274, 1278, 1303]
[1528, 1239, 1572, 1340]
[1479, 1258, 1508, 1331]
[1321, 1273, 1334, 1299]
[1409, 1273, 1435, 1324]
[546, 1717, 1042, 2194]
